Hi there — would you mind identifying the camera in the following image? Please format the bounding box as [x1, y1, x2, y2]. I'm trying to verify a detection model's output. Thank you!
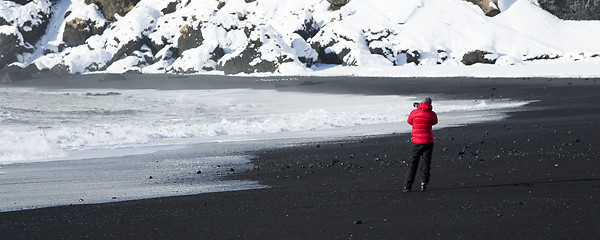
[413, 102, 420, 108]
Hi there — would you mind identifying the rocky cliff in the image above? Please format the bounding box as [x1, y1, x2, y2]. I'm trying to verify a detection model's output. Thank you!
[537, 0, 600, 20]
[1, 0, 599, 75]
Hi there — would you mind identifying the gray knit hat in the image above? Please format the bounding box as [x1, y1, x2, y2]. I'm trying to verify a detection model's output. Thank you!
[424, 97, 432, 104]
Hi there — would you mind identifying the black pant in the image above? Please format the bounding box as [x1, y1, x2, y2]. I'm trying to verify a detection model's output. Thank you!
[404, 142, 433, 188]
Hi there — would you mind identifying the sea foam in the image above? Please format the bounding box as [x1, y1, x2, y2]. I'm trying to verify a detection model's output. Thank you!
[0, 87, 529, 164]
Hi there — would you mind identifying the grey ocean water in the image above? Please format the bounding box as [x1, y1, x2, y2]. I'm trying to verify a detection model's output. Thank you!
[0, 74, 530, 211]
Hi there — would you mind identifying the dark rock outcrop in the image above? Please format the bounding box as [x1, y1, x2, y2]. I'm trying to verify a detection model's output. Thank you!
[85, 0, 141, 22]
[327, 0, 350, 11]
[17, 11, 50, 46]
[178, 23, 203, 53]
[0, 29, 25, 69]
[63, 18, 107, 47]
[217, 1, 226, 10]
[218, 38, 292, 74]
[218, 39, 271, 74]
[462, 50, 497, 65]
[396, 50, 421, 65]
[464, 0, 500, 17]
[161, 1, 179, 15]
[312, 40, 350, 65]
[311, 30, 353, 65]
[365, 29, 395, 64]
[537, 0, 600, 20]
[406, 50, 421, 65]
[2, 1, 52, 47]
[156, 46, 179, 62]
[294, 17, 320, 41]
[149, 35, 170, 54]
[369, 45, 393, 61]
[202, 46, 225, 71]
[51, 63, 71, 74]
[109, 37, 149, 67]
[525, 54, 560, 61]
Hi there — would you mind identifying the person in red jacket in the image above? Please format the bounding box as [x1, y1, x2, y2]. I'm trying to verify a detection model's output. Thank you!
[404, 97, 438, 192]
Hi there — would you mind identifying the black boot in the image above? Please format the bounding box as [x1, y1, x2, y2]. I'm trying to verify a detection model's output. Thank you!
[403, 186, 412, 193]
[420, 183, 428, 192]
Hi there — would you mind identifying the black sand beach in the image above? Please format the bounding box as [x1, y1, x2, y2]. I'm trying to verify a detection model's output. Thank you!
[1, 76, 599, 239]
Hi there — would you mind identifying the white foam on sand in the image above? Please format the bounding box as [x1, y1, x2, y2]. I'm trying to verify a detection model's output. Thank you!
[0, 154, 264, 212]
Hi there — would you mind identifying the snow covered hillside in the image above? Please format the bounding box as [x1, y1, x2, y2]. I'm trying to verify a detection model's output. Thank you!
[1, 0, 600, 75]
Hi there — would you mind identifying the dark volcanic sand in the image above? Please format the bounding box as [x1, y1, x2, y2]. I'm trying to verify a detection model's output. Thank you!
[1, 76, 599, 239]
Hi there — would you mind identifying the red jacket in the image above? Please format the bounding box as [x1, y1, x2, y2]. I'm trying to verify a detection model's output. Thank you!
[407, 102, 438, 144]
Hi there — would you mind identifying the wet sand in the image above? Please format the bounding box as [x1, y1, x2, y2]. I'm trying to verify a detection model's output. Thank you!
[1, 76, 599, 239]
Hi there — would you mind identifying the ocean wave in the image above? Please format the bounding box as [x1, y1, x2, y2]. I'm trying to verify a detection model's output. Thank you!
[0, 107, 34, 123]
[0, 88, 530, 164]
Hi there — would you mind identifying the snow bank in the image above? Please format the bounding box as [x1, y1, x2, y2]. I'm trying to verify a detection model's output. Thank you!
[5, 0, 600, 76]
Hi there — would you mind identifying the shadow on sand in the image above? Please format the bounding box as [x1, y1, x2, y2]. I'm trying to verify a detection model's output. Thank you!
[436, 177, 600, 191]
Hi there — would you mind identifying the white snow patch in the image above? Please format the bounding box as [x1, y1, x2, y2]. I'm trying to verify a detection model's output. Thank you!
[0, 25, 24, 45]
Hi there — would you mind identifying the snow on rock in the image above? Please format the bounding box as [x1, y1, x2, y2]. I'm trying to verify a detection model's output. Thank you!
[0, 25, 26, 69]
[217, 24, 303, 74]
[2, 0, 600, 75]
[462, 50, 497, 65]
[0, 0, 51, 45]
[291, 34, 318, 67]
[0, 0, 52, 69]
[178, 22, 204, 53]
[33, 1, 161, 73]
[327, 0, 350, 11]
[62, 0, 108, 47]
[84, 0, 140, 22]
[465, 0, 500, 17]
[62, 18, 106, 47]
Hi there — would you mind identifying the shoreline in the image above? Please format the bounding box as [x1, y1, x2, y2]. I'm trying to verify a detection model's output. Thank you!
[1, 77, 599, 239]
